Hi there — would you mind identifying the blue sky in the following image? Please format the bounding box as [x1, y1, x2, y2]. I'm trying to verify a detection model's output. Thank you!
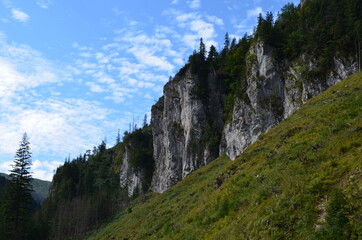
[0, 0, 300, 180]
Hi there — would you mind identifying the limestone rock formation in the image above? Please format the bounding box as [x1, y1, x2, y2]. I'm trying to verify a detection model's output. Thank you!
[221, 41, 357, 160]
[119, 147, 145, 197]
[150, 70, 224, 193]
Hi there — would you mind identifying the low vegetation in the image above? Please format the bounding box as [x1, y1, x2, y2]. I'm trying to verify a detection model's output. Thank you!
[88, 72, 362, 240]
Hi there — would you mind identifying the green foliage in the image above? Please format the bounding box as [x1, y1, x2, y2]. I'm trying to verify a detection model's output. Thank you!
[32, 0, 362, 238]
[32, 125, 154, 240]
[88, 72, 362, 240]
[312, 189, 351, 240]
[0, 133, 34, 240]
[255, 12, 276, 44]
[33, 139, 122, 240]
[223, 35, 252, 120]
[172, 0, 361, 123]
[123, 126, 154, 188]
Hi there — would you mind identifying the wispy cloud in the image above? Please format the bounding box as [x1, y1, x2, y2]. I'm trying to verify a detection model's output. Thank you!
[247, 6, 263, 18]
[11, 9, 29, 22]
[187, 0, 201, 9]
[206, 15, 224, 26]
[0, 39, 60, 99]
[232, 6, 264, 35]
[86, 82, 106, 93]
[165, 10, 218, 50]
[128, 46, 174, 72]
[36, 0, 52, 9]
[71, 22, 178, 104]
[0, 33, 125, 180]
[32, 160, 62, 181]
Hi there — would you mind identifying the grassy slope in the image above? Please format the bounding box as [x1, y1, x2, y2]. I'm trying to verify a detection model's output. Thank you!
[88, 72, 362, 240]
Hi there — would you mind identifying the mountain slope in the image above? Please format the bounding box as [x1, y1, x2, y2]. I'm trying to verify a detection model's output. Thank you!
[88, 72, 362, 240]
[0, 173, 51, 203]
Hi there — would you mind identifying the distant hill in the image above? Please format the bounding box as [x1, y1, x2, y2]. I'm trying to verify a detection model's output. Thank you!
[0, 172, 51, 203]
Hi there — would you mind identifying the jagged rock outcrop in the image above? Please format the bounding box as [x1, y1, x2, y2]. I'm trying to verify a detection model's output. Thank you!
[150, 40, 357, 192]
[221, 41, 357, 160]
[151, 70, 224, 193]
[120, 147, 144, 197]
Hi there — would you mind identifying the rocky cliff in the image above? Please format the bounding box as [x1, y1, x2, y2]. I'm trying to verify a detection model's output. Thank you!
[150, 70, 224, 193]
[122, 0, 360, 194]
[118, 126, 154, 197]
[119, 147, 145, 197]
[220, 41, 357, 160]
[149, 40, 357, 193]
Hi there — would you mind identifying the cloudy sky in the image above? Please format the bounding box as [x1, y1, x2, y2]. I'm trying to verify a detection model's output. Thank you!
[0, 0, 299, 181]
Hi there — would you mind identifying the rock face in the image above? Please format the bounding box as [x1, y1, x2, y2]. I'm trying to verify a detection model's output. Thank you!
[151, 70, 224, 193]
[119, 147, 144, 197]
[148, 39, 357, 193]
[221, 41, 357, 160]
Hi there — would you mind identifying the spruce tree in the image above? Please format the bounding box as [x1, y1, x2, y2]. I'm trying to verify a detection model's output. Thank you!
[116, 129, 121, 145]
[199, 38, 206, 62]
[0, 133, 34, 240]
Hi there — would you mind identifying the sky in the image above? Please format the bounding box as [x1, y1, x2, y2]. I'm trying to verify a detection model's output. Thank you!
[0, 0, 300, 181]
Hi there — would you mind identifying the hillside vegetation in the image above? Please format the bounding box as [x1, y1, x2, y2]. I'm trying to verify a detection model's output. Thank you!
[0, 173, 51, 203]
[88, 72, 362, 240]
[28, 0, 362, 239]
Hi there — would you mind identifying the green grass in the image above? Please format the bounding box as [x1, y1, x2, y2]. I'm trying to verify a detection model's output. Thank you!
[88, 72, 362, 240]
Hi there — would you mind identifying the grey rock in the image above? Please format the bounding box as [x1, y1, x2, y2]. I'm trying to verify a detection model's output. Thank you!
[148, 39, 357, 193]
[119, 147, 144, 197]
[221, 41, 357, 160]
[150, 70, 224, 193]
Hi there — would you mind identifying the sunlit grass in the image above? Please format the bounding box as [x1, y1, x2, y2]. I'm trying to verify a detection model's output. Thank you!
[88, 72, 362, 240]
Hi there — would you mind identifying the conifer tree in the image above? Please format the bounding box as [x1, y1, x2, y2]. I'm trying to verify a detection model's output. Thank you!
[207, 45, 218, 63]
[116, 129, 121, 145]
[143, 114, 148, 127]
[0, 133, 33, 240]
[199, 38, 206, 62]
[221, 32, 230, 57]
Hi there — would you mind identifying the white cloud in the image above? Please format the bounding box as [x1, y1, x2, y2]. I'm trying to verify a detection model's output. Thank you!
[86, 82, 106, 93]
[0, 39, 60, 99]
[36, 0, 52, 9]
[247, 7, 263, 18]
[32, 160, 62, 181]
[171, 0, 179, 4]
[0, 161, 12, 174]
[11, 9, 30, 22]
[206, 15, 224, 26]
[187, 0, 201, 9]
[190, 19, 215, 39]
[173, 58, 184, 65]
[0, 34, 127, 181]
[0, 98, 113, 156]
[128, 46, 174, 72]
[79, 52, 92, 58]
[112, 7, 125, 16]
[232, 6, 264, 36]
[167, 10, 218, 50]
[175, 12, 196, 22]
[0, 59, 26, 98]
